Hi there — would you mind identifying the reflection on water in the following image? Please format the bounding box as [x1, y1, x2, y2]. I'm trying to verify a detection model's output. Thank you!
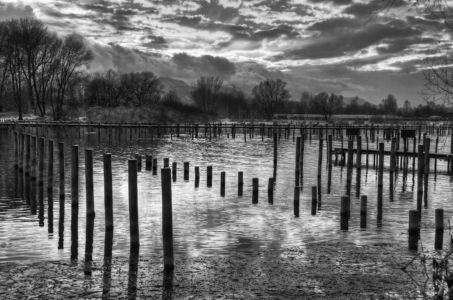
[0, 127, 452, 264]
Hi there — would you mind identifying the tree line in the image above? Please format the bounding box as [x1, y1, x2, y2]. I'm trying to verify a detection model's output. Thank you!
[0, 17, 450, 121]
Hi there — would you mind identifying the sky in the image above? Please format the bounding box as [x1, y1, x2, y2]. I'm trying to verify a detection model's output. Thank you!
[0, 0, 450, 105]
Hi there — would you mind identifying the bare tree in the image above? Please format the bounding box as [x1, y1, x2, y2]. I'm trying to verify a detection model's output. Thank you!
[120, 72, 162, 106]
[252, 79, 290, 119]
[51, 34, 92, 120]
[2, 20, 26, 120]
[191, 76, 223, 113]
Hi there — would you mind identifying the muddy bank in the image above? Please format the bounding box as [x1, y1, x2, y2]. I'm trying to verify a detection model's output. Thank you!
[0, 241, 428, 299]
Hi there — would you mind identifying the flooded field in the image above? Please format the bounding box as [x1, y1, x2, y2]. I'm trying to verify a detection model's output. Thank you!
[0, 124, 452, 267]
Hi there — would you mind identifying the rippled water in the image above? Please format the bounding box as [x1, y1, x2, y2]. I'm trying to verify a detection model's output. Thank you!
[0, 127, 452, 263]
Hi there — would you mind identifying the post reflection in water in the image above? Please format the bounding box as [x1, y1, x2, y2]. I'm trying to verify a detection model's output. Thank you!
[162, 268, 174, 300]
[102, 228, 114, 299]
[127, 246, 139, 299]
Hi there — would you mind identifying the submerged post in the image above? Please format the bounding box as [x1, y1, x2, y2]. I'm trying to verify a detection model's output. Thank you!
[252, 178, 258, 204]
[340, 196, 350, 231]
[71, 145, 79, 261]
[104, 154, 114, 260]
[207, 166, 212, 187]
[128, 159, 139, 249]
[84, 149, 95, 275]
[360, 195, 367, 229]
[294, 186, 299, 217]
[238, 171, 243, 196]
[409, 210, 419, 251]
[435, 208, 444, 250]
[220, 171, 225, 197]
[161, 167, 174, 270]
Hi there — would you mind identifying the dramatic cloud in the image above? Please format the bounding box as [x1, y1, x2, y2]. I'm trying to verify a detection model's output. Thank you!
[0, 2, 34, 20]
[0, 0, 446, 104]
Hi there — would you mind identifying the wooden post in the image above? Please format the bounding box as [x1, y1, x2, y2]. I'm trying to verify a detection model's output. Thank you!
[423, 138, 430, 208]
[252, 178, 258, 204]
[71, 145, 79, 261]
[58, 142, 65, 249]
[164, 158, 169, 168]
[435, 208, 444, 250]
[220, 171, 225, 197]
[377, 143, 384, 225]
[300, 134, 304, 188]
[104, 154, 114, 260]
[408, 210, 419, 251]
[311, 186, 317, 215]
[152, 158, 157, 175]
[268, 178, 274, 204]
[135, 154, 142, 172]
[145, 155, 152, 171]
[295, 137, 300, 186]
[340, 196, 349, 231]
[184, 162, 189, 181]
[273, 132, 277, 179]
[84, 149, 95, 275]
[194, 166, 200, 188]
[346, 140, 353, 196]
[360, 195, 367, 229]
[47, 140, 54, 234]
[238, 171, 243, 196]
[161, 167, 174, 270]
[38, 138, 45, 226]
[172, 162, 177, 182]
[294, 186, 299, 217]
[207, 166, 212, 187]
[128, 159, 139, 249]
[417, 145, 424, 216]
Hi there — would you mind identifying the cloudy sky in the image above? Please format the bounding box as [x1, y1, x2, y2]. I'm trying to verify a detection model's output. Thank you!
[0, 0, 449, 105]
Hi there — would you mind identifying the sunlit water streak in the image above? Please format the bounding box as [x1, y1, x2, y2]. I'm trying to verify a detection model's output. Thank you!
[0, 129, 452, 263]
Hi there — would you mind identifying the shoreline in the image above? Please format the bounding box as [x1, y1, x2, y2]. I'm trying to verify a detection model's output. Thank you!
[0, 241, 427, 299]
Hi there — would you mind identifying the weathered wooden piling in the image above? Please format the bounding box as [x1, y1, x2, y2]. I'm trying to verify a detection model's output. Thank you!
[220, 171, 225, 197]
[268, 178, 274, 204]
[84, 149, 95, 275]
[252, 178, 258, 204]
[346, 140, 353, 196]
[377, 143, 384, 225]
[47, 140, 54, 234]
[238, 171, 243, 196]
[408, 210, 419, 251]
[311, 186, 317, 215]
[295, 137, 301, 185]
[416, 145, 424, 216]
[128, 159, 139, 249]
[273, 132, 277, 179]
[104, 154, 114, 260]
[172, 162, 177, 182]
[161, 167, 174, 270]
[152, 158, 157, 175]
[38, 138, 45, 226]
[423, 138, 430, 208]
[135, 154, 142, 171]
[195, 166, 200, 188]
[300, 134, 305, 187]
[164, 158, 169, 168]
[435, 208, 444, 250]
[184, 162, 189, 181]
[58, 142, 65, 249]
[207, 166, 212, 187]
[340, 196, 349, 231]
[294, 186, 300, 217]
[71, 145, 79, 261]
[360, 195, 367, 229]
[145, 155, 152, 171]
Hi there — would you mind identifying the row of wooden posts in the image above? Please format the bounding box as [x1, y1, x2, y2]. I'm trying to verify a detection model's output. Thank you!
[10, 125, 448, 270]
